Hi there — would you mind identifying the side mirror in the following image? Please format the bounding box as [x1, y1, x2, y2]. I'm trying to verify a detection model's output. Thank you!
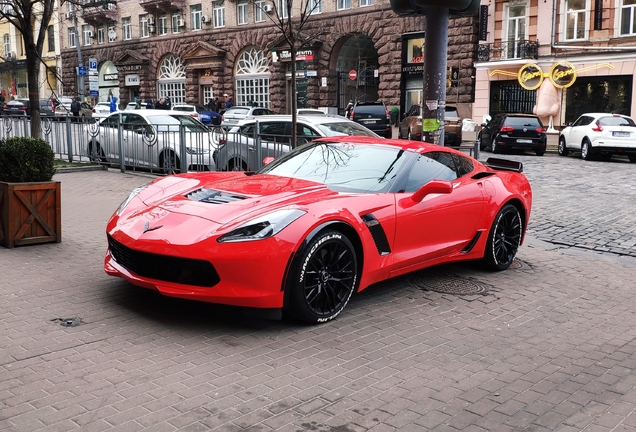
[262, 156, 275, 166]
[567, 122, 573, 126]
[412, 180, 453, 203]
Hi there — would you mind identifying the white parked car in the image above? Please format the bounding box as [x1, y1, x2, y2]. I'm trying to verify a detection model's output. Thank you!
[172, 104, 221, 125]
[221, 106, 276, 127]
[54, 97, 92, 119]
[124, 102, 150, 110]
[86, 110, 216, 173]
[92, 101, 114, 119]
[559, 113, 636, 162]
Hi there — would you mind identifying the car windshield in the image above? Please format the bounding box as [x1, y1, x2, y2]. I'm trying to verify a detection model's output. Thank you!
[598, 116, 636, 127]
[315, 122, 379, 137]
[353, 105, 385, 115]
[146, 114, 209, 132]
[258, 141, 406, 193]
[195, 105, 209, 112]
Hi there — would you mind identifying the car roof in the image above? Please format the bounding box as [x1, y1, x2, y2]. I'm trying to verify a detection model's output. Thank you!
[579, 112, 633, 118]
[313, 135, 473, 156]
[234, 114, 353, 126]
[114, 109, 189, 115]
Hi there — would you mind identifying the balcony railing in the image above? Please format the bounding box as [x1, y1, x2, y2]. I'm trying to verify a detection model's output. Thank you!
[477, 40, 539, 62]
[82, 3, 118, 25]
[139, 0, 186, 13]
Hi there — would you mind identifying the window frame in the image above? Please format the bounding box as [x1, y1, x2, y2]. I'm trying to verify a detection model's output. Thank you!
[172, 13, 182, 34]
[238, 0, 249, 25]
[309, 0, 322, 14]
[213, 1, 225, 28]
[191, 4, 202, 31]
[158, 15, 168, 35]
[563, 0, 589, 41]
[337, 0, 351, 11]
[254, 0, 266, 22]
[122, 17, 132, 41]
[360, 0, 374, 6]
[140, 14, 150, 38]
[68, 27, 77, 48]
[97, 26, 105, 44]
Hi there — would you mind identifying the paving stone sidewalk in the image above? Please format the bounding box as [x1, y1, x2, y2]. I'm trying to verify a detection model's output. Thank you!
[1, 167, 636, 431]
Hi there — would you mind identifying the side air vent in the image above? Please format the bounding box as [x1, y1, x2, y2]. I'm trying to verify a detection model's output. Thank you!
[361, 213, 391, 255]
[471, 172, 495, 180]
[186, 188, 247, 204]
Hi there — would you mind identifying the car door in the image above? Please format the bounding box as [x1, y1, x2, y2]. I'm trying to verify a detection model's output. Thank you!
[568, 115, 594, 148]
[400, 105, 420, 138]
[122, 113, 153, 166]
[97, 114, 123, 160]
[390, 151, 485, 276]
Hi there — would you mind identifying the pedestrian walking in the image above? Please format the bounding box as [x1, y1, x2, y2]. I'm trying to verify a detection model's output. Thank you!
[207, 98, 215, 111]
[345, 99, 354, 119]
[224, 94, 232, 110]
[155, 98, 166, 109]
[109, 96, 118, 113]
[165, 97, 172, 110]
[71, 97, 81, 120]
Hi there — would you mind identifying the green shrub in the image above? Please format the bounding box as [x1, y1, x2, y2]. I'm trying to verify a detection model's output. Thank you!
[0, 137, 56, 183]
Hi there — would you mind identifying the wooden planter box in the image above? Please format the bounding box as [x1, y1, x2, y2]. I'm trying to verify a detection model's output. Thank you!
[0, 181, 61, 248]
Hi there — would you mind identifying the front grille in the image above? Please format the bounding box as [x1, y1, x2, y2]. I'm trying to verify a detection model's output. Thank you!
[186, 188, 247, 204]
[108, 235, 220, 287]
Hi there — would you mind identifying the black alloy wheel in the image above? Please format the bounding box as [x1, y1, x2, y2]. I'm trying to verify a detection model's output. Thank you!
[558, 136, 569, 156]
[286, 230, 358, 324]
[483, 204, 522, 271]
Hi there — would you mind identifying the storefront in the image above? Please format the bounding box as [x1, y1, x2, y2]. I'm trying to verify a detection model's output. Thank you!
[400, 32, 425, 120]
[98, 61, 119, 103]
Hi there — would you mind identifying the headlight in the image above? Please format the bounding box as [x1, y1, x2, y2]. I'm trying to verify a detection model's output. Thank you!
[117, 185, 148, 215]
[217, 209, 306, 243]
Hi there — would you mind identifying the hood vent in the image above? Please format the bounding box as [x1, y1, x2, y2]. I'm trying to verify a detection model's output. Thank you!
[186, 188, 247, 204]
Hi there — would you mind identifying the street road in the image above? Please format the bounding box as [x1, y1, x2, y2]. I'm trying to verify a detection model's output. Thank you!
[1, 151, 636, 431]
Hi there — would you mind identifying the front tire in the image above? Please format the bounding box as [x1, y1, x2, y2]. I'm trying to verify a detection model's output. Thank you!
[482, 204, 522, 271]
[285, 230, 358, 324]
[160, 150, 180, 174]
[558, 136, 569, 156]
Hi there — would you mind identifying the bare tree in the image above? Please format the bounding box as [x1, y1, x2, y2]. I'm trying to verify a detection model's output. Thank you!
[0, 0, 67, 138]
[264, 0, 325, 148]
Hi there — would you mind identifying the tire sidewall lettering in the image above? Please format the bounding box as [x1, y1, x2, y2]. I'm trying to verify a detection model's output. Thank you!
[299, 233, 342, 283]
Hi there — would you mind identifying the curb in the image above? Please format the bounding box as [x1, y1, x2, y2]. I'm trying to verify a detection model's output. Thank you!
[55, 164, 108, 174]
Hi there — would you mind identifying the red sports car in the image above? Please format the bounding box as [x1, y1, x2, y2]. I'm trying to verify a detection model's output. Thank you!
[105, 136, 532, 324]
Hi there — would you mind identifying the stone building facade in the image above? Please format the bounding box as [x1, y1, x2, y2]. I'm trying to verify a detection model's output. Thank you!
[59, 0, 479, 116]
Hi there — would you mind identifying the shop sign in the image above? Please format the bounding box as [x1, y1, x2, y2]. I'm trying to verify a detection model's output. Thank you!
[119, 64, 143, 72]
[275, 50, 315, 62]
[517, 63, 544, 90]
[549, 62, 577, 88]
[402, 64, 424, 74]
[125, 74, 140, 86]
[104, 73, 118, 81]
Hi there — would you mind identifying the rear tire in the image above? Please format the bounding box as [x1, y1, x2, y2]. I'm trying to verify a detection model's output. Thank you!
[285, 230, 358, 324]
[558, 136, 569, 156]
[535, 149, 545, 156]
[482, 204, 522, 271]
[160, 150, 180, 174]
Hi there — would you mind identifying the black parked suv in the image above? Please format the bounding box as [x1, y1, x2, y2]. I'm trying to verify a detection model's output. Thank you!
[350, 101, 392, 138]
[479, 113, 547, 156]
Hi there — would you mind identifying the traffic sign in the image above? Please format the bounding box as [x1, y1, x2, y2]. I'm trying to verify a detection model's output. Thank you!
[77, 66, 87, 76]
[348, 70, 357, 80]
[89, 58, 98, 70]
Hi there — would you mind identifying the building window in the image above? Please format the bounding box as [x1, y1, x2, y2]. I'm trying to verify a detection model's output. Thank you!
[47, 26, 55, 51]
[157, 54, 186, 105]
[191, 4, 202, 30]
[565, 0, 587, 40]
[172, 13, 182, 34]
[278, 0, 289, 18]
[140, 14, 150, 38]
[68, 27, 77, 48]
[108, 25, 116, 42]
[621, 0, 636, 35]
[255, 0, 266, 22]
[202, 85, 214, 105]
[337, 0, 351, 10]
[235, 47, 270, 108]
[309, 0, 322, 14]
[83, 24, 92, 46]
[504, 4, 527, 58]
[213, 1, 225, 28]
[97, 26, 105, 44]
[3, 34, 10, 57]
[123, 17, 132, 40]
[238, 1, 248, 25]
[360, 0, 373, 6]
[158, 15, 168, 35]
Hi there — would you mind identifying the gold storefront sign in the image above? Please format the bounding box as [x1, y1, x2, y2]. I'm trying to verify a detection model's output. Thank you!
[517, 64, 543, 90]
[549, 62, 576, 88]
[492, 62, 613, 90]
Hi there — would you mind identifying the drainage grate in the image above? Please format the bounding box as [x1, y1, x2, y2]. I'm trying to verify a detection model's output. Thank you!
[51, 317, 84, 327]
[409, 271, 489, 296]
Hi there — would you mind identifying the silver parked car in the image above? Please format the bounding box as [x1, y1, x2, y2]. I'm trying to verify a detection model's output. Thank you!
[86, 110, 216, 173]
[221, 106, 276, 127]
[214, 114, 379, 171]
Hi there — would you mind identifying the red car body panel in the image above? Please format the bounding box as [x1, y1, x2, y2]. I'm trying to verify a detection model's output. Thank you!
[105, 137, 532, 310]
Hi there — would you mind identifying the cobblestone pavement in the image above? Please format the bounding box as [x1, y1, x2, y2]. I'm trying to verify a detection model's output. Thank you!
[477, 150, 636, 258]
[2, 162, 636, 432]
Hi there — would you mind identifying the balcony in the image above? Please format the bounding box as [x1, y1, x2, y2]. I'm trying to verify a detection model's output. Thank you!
[477, 40, 539, 62]
[140, 0, 186, 14]
[81, 1, 118, 25]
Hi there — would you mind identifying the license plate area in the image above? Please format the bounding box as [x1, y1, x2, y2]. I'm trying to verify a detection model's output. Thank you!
[613, 131, 630, 137]
[517, 139, 533, 144]
[362, 120, 377, 124]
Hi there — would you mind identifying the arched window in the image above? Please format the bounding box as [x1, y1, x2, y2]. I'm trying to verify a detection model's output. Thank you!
[157, 54, 186, 104]
[235, 47, 270, 108]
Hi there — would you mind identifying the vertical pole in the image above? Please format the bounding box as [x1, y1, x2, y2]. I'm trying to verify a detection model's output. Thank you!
[422, 7, 449, 146]
[72, 12, 85, 100]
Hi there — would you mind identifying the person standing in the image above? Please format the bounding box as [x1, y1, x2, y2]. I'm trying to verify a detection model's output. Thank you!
[146, 98, 153, 109]
[213, 97, 221, 113]
[109, 96, 118, 113]
[71, 97, 81, 120]
[165, 97, 172, 110]
[155, 98, 166, 109]
[345, 99, 354, 119]
[224, 94, 232, 110]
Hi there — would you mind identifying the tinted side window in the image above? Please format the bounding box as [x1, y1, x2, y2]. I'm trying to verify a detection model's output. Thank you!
[405, 151, 458, 192]
[505, 117, 541, 127]
[598, 116, 636, 127]
[407, 105, 420, 117]
[453, 154, 474, 177]
[353, 105, 385, 115]
[103, 115, 120, 128]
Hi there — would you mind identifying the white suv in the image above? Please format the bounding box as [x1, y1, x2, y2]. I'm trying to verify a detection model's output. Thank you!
[559, 113, 636, 162]
[214, 114, 379, 171]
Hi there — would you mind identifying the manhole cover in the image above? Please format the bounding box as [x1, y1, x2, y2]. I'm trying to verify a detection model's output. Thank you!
[409, 273, 489, 296]
[509, 258, 531, 270]
[51, 317, 84, 327]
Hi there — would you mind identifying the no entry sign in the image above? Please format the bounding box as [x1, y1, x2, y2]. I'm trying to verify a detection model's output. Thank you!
[348, 70, 357, 80]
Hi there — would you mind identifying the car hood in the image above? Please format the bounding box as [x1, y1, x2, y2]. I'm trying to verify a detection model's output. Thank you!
[137, 173, 337, 225]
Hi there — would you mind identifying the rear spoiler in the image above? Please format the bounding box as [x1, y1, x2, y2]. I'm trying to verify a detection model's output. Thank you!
[484, 157, 523, 173]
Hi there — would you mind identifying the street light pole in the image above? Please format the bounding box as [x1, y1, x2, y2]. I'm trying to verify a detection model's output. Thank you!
[72, 10, 85, 99]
